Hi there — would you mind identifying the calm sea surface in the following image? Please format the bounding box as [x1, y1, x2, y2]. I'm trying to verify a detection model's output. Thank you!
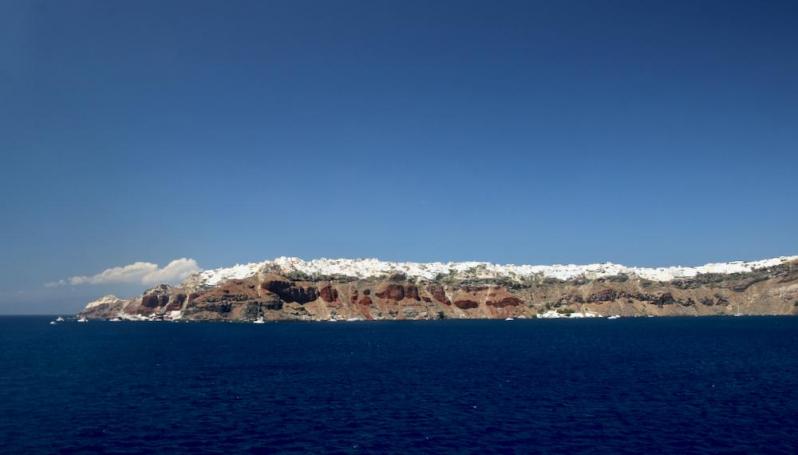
[1, 316, 798, 453]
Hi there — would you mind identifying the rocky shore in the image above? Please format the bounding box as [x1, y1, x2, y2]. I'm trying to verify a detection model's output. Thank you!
[78, 256, 798, 321]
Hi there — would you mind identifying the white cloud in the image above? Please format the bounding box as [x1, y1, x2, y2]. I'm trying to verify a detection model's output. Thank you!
[46, 258, 202, 287]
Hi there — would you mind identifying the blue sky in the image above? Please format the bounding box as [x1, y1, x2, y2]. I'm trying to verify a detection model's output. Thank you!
[1, 0, 796, 313]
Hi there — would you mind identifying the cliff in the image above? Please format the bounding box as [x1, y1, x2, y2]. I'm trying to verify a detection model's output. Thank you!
[78, 256, 798, 321]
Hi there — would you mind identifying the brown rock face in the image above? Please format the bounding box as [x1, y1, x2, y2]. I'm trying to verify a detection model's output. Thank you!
[320, 285, 338, 303]
[164, 294, 186, 311]
[427, 285, 450, 305]
[487, 297, 522, 307]
[376, 284, 405, 301]
[262, 280, 318, 304]
[405, 285, 420, 301]
[79, 260, 798, 321]
[141, 295, 162, 308]
[588, 289, 619, 302]
[140, 286, 171, 310]
[374, 284, 421, 302]
[454, 299, 479, 309]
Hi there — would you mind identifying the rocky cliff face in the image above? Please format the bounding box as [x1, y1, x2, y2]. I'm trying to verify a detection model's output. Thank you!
[79, 257, 798, 321]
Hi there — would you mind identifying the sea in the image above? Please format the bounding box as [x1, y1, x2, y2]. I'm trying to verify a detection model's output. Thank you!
[1, 316, 797, 453]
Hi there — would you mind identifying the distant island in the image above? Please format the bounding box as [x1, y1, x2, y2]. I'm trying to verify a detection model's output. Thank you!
[78, 256, 798, 321]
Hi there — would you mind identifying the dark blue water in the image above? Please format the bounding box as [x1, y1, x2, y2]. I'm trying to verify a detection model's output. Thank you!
[2, 317, 798, 453]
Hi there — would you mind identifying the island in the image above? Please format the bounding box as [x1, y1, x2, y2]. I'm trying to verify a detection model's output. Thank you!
[78, 256, 798, 321]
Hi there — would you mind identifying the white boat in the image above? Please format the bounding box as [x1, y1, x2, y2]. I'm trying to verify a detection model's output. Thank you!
[253, 316, 266, 324]
[607, 315, 621, 320]
[505, 317, 514, 321]
[49, 321, 57, 325]
[734, 313, 744, 317]
[77, 317, 88, 323]
[109, 317, 121, 322]
[56, 316, 65, 322]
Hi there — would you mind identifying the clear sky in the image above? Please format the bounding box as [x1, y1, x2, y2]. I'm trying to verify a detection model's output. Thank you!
[1, 0, 797, 313]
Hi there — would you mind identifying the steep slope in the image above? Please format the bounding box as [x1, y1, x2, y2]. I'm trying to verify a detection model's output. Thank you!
[79, 256, 798, 321]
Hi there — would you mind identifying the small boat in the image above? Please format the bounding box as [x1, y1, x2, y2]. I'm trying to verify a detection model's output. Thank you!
[253, 316, 266, 324]
[607, 315, 621, 320]
[734, 313, 744, 317]
[109, 317, 121, 322]
[56, 316, 65, 322]
[49, 321, 57, 325]
[77, 317, 88, 323]
[505, 317, 514, 321]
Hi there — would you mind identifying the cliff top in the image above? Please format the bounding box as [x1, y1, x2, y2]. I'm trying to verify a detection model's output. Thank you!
[188, 255, 798, 287]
